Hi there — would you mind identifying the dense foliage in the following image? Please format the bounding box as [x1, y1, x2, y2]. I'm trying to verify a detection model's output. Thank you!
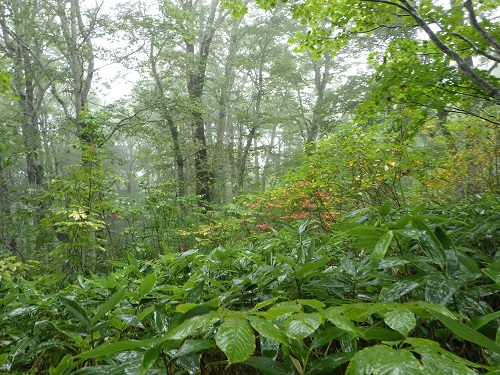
[0, 0, 499, 374]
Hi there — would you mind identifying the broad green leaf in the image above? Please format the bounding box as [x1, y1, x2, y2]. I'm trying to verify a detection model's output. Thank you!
[378, 280, 422, 302]
[244, 356, 294, 375]
[360, 327, 404, 341]
[346, 345, 424, 374]
[76, 340, 143, 360]
[275, 254, 297, 267]
[285, 313, 322, 341]
[182, 280, 205, 303]
[308, 352, 354, 375]
[325, 308, 361, 335]
[260, 335, 280, 359]
[248, 316, 289, 345]
[311, 327, 345, 349]
[384, 306, 416, 337]
[73, 360, 142, 374]
[431, 312, 500, 355]
[297, 299, 325, 311]
[172, 299, 220, 327]
[260, 301, 302, 319]
[470, 310, 500, 330]
[455, 249, 481, 274]
[425, 278, 456, 306]
[0, 353, 9, 366]
[127, 253, 140, 275]
[141, 344, 163, 374]
[115, 314, 144, 328]
[253, 297, 281, 311]
[59, 296, 90, 328]
[139, 272, 157, 297]
[3, 306, 38, 319]
[370, 230, 394, 264]
[215, 318, 256, 363]
[296, 258, 329, 278]
[411, 218, 446, 265]
[170, 339, 216, 359]
[174, 351, 203, 374]
[164, 314, 219, 341]
[406, 338, 479, 375]
[49, 354, 79, 375]
[91, 286, 126, 325]
[483, 266, 500, 286]
[379, 200, 391, 216]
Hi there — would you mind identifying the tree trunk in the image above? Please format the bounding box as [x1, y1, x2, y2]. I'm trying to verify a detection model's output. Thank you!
[183, 0, 221, 206]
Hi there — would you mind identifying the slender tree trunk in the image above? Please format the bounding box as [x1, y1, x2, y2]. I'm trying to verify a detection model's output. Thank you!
[1, 1, 48, 188]
[213, 17, 244, 203]
[237, 65, 263, 191]
[183, 0, 221, 206]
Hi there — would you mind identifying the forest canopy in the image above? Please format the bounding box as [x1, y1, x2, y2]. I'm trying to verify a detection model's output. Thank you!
[0, 0, 499, 374]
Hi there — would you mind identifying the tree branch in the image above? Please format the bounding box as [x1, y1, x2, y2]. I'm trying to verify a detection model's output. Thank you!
[451, 32, 500, 63]
[464, 0, 500, 55]
[399, 0, 500, 102]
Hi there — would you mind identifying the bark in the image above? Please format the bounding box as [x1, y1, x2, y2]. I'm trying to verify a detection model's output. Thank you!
[0, 0, 48, 188]
[150, 44, 186, 199]
[237, 65, 263, 190]
[183, 0, 222, 206]
[307, 53, 331, 146]
[213, 17, 244, 203]
[53, 0, 96, 145]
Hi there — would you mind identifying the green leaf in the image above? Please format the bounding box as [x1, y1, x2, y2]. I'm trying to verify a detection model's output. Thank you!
[141, 344, 163, 374]
[0, 353, 9, 366]
[139, 272, 157, 297]
[308, 352, 354, 375]
[172, 299, 220, 327]
[59, 296, 91, 329]
[370, 230, 394, 264]
[483, 266, 500, 286]
[405, 338, 479, 374]
[378, 279, 422, 302]
[325, 307, 361, 335]
[253, 297, 281, 311]
[91, 286, 126, 325]
[127, 252, 140, 275]
[49, 354, 79, 375]
[244, 356, 294, 375]
[431, 312, 500, 355]
[296, 258, 329, 277]
[384, 306, 416, 337]
[411, 218, 446, 265]
[215, 318, 256, 364]
[248, 316, 289, 345]
[297, 299, 325, 311]
[115, 314, 144, 328]
[425, 278, 456, 306]
[73, 363, 142, 374]
[164, 314, 219, 341]
[285, 312, 322, 341]
[345, 345, 424, 374]
[379, 201, 391, 216]
[470, 310, 500, 330]
[76, 340, 143, 360]
[170, 339, 216, 359]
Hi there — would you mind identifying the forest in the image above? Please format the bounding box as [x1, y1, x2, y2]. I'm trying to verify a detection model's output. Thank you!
[0, 0, 499, 373]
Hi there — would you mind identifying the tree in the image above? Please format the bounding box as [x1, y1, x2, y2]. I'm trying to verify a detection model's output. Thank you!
[0, 0, 53, 188]
[257, 0, 500, 125]
[50, 0, 99, 151]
